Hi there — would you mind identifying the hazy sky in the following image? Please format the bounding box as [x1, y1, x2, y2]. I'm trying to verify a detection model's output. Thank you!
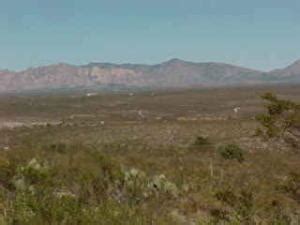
[1, 0, 300, 71]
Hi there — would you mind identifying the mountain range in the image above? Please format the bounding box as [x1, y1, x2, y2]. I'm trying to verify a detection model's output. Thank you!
[1, 58, 300, 93]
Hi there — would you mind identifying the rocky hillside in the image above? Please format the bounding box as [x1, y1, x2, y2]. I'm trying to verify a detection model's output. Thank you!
[269, 60, 300, 81]
[0, 59, 299, 93]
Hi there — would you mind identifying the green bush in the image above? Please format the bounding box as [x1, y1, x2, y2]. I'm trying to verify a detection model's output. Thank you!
[256, 92, 300, 147]
[217, 144, 245, 163]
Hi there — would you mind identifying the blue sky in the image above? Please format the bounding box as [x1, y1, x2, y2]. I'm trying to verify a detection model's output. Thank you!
[1, 0, 300, 71]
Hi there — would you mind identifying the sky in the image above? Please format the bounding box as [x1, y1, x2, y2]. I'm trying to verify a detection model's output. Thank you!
[0, 0, 300, 71]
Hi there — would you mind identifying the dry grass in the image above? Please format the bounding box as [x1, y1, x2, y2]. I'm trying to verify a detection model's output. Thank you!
[0, 85, 300, 224]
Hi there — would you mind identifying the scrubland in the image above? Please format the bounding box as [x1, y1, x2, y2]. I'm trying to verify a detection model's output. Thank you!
[0, 85, 299, 224]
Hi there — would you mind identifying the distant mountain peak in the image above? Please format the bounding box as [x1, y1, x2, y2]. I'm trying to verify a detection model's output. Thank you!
[269, 59, 300, 78]
[289, 59, 300, 68]
[0, 58, 300, 93]
[164, 58, 186, 64]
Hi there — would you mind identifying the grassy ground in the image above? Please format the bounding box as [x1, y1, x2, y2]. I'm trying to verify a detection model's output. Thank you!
[0, 85, 300, 224]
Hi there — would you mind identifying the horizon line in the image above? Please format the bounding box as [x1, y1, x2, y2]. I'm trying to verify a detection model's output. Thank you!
[1, 57, 299, 74]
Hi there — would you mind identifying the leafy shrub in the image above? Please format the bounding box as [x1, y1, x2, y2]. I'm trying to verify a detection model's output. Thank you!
[256, 92, 300, 147]
[148, 174, 178, 197]
[12, 158, 50, 191]
[122, 168, 179, 203]
[217, 144, 245, 163]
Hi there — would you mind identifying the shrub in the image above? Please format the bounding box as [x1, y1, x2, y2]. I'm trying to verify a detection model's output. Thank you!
[191, 136, 212, 152]
[194, 136, 210, 147]
[217, 144, 245, 163]
[12, 158, 50, 191]
[122, 168, 179, 203]
[255, 92, 300, 147]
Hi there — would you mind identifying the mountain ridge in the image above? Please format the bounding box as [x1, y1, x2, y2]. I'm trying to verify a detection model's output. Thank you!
[0, 59, 299, 93]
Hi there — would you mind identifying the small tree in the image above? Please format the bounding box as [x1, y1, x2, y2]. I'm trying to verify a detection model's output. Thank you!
[256, 92, 300, 147]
